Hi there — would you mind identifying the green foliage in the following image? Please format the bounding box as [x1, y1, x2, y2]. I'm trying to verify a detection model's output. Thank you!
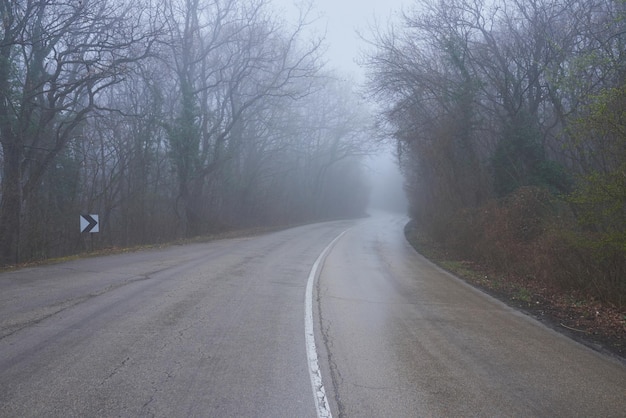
[569, 84, 626, 254]
[370, 0, 626, 308]
[165, 80, 201, 182]
[514, 287, 532, 303]
[570, 166, 626, 249]
[426, 187, 626, 307]
[535, 161, 573, 195]
[492, 113, 571, 197]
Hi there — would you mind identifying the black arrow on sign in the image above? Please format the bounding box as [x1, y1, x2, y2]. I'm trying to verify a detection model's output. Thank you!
[80, 214, 98, 233]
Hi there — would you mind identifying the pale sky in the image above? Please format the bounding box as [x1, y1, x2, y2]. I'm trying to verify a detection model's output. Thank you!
[272, 0, 409, 81]
[271, 0, 410, 212]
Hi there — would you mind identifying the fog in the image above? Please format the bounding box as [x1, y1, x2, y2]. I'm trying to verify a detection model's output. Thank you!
[271, 0, 410, 215]
[0, 0, 411, 264]
[366, 150, 408, 214]
[272, 0, 409, 80]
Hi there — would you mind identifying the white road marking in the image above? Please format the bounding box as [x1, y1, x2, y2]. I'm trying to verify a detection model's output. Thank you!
[305, 230, 348, 418]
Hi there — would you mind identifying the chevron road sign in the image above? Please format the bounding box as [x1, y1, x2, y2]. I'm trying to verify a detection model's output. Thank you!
[80, 214, 99, 233]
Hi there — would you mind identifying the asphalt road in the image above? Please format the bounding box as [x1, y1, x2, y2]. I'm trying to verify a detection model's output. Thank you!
[0, 213, 624, 417]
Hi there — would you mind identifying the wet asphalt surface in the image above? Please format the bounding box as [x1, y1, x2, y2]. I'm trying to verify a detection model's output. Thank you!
[1, 213, 624, 417]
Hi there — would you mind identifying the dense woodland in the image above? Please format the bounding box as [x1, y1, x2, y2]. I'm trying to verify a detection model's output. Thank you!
[366, 0, 626, 306]
[0, 0, 374, 265]
[2, 0, 625, 309]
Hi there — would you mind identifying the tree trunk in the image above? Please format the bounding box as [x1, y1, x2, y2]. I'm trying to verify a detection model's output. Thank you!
[0, 142, 23, 265]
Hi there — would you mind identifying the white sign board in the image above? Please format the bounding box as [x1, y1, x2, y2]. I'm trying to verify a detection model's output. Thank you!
[80, 214, 99, 233]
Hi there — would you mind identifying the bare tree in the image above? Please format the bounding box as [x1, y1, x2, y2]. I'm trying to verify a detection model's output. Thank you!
[160, 0, 322, 236]
[0, 0, 155, 263]
[0, 0, 376, 265]
[364, 0, 620, 223]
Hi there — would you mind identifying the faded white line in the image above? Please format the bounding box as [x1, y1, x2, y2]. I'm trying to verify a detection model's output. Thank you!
[305, 230, 348, 418]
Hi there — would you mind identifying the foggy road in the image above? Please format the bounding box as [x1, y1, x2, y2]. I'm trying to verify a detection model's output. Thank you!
[1, 214, 625, 417]
[317, 215, 626, 417]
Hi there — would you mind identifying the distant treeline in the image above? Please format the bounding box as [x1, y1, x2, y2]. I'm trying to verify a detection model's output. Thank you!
[0, 0, 374, 265]
[367, 0, 626, 306]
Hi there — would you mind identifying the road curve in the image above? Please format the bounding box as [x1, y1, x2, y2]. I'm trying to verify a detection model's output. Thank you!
[316, 213, 626, 417]
[1, 213, 624, 417]
[0, 220, 352, 417]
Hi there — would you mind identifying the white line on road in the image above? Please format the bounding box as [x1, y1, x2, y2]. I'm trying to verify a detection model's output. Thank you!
[305, 230, 348, 418]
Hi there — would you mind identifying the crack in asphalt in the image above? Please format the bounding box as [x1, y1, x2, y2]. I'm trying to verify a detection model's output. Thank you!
[140, 368, 176, 415]
[141, 396, 155, 411]
[317, 278, 346, 418]
[100, 356, 131, 386]
[0, 273, 155, 341]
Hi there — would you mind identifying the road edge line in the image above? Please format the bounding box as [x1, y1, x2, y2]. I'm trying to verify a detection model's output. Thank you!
[305, 230, 348, 418]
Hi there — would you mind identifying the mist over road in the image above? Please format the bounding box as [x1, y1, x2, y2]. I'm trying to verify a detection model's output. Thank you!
[1, 214, 624, 417]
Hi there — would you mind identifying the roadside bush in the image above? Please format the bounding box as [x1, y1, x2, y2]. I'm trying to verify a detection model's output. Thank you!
[444, 187, 553, 271]
[536, 228, 626, 306]
[433, 186, 626, 308]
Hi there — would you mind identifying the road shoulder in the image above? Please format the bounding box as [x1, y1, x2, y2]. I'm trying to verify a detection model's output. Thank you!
[404, 220, 626, 363]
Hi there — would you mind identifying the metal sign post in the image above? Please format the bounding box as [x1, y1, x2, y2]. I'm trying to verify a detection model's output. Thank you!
[80, 214, 99, 252]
